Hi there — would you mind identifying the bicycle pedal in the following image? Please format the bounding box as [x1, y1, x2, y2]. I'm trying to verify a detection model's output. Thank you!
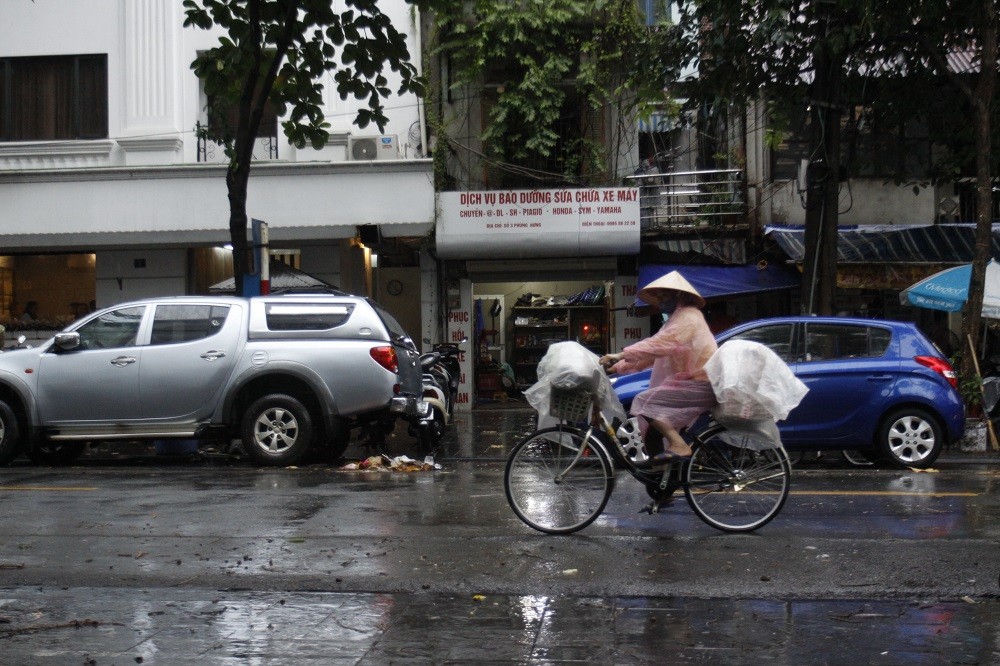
[640, 499, 674, 515]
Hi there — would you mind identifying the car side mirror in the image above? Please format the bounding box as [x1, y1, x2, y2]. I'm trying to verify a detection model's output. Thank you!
[54, 331, 81, 351]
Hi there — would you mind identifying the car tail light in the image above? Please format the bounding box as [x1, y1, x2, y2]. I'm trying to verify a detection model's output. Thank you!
[370, 346, 399, 373]
[915, 355, 957, 389]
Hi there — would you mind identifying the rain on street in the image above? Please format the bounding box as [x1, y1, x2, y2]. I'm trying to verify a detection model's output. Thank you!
[0, 408, 997, 663]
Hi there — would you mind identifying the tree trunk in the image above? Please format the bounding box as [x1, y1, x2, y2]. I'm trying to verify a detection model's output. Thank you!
[226, 164, 251, 296]
[960, 0, 998, 381]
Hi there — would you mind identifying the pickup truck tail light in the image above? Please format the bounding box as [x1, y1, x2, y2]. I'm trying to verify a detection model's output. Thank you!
[915, 355, 957, 389]
[370, 346, 399, 374]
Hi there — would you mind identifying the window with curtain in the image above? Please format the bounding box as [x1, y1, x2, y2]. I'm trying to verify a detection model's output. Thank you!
[0, 54, 108, 141]
[206, 90, 279, 139]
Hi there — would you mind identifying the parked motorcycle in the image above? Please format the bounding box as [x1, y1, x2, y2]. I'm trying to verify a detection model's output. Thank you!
[408, 337, 466, 454]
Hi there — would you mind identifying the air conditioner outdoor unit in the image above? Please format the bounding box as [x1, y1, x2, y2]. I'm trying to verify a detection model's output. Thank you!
[349, 134, 399, 160]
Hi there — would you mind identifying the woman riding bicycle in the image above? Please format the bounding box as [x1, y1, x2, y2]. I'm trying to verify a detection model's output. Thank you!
[600, 271, 716, 466]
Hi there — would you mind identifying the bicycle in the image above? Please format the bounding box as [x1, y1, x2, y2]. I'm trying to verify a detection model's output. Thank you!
[503, 386, 792, 534]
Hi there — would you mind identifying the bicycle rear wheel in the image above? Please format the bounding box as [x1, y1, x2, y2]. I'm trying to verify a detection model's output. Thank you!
[504, 426, 614, 535]
[684, 424, 790, 532]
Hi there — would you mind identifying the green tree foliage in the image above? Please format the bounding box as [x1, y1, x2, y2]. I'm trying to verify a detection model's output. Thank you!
[668, 0, 998, 326]
[428, 0, 678, 186]
[885, 0, 998, 380]
[666, 0, 882, 314]
[183, 0, 423, 293]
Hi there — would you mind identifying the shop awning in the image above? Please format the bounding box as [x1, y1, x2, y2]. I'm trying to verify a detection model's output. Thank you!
[637, 263, 801, 300]
[765, 223, 1000, 263]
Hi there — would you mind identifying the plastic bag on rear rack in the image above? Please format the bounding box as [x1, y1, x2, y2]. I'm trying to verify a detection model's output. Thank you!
[710, 412, 784, 451]
[704, 340, 809, 450]
[523, 341, 627, 429]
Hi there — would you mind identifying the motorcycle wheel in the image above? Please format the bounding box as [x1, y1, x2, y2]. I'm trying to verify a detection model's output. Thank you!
[427, 406, 446, 444]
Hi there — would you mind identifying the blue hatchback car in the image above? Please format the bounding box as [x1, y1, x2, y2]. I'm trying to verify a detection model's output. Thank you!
[610, 316, 965, 469]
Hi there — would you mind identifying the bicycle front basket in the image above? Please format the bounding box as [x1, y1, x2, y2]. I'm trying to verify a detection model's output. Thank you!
[549, 387, 593, 422]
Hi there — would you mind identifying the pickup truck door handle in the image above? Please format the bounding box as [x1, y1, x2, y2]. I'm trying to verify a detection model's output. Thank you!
[200, 350, 227, 361]
[110, 356, 137, 367]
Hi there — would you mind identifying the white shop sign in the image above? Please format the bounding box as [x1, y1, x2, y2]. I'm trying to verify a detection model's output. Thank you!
[436, 188, 640, 259]
[611, 275, 650, 353]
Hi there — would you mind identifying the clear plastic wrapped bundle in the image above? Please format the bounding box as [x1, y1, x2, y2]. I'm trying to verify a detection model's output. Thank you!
[704, 339, 808, 422]
[523, 341, 627, 425]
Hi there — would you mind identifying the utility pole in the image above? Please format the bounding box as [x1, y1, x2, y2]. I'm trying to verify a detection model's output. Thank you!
[801, 0, 844, 315]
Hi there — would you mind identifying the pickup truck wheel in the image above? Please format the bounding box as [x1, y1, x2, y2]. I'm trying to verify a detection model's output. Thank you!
[242, 394, 314, 466]
[26, 442, 86, 466]
[0, 401, 23, 467]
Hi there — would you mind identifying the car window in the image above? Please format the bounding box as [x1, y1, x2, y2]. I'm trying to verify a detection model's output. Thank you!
[76, 306, 145, 349]
[802, 323, 889, 361]
[150, 304, 230, 345]
[869, 327, 891, 355]
[729, 324, 794, 361]
[265, 303, 354, 331]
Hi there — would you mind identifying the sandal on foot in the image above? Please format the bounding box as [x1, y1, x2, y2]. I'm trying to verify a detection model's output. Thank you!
[636, 450, 692, 469]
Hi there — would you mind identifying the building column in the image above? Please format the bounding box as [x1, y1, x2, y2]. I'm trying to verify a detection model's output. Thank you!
[119, 0, 183, 165]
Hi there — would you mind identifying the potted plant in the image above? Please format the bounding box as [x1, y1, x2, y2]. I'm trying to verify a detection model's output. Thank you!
[954, 356, 995, 450]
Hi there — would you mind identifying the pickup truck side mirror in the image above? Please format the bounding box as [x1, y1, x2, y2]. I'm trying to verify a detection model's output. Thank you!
[54, 331, 81, 351]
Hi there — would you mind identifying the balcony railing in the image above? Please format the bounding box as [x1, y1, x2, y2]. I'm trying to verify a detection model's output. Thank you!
[624, 168, 745, 231]
[195, 121, 279, 163]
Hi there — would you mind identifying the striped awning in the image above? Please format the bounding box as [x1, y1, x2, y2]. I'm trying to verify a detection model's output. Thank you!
[765, 224, 1000, 264]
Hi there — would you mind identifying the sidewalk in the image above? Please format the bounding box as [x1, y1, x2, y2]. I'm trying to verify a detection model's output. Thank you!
[0, 585, 996, 664]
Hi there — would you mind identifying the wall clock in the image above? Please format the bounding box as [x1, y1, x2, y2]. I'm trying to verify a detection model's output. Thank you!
[387, 279, 403, 296]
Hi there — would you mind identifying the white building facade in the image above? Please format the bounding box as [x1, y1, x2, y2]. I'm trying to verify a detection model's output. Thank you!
[0, 0, 434, 341]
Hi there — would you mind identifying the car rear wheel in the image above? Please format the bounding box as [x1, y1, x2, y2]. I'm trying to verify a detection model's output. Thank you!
[876, 407, 943, 469]
[0, 401, 24, 466]
[241, 394, 315, 467]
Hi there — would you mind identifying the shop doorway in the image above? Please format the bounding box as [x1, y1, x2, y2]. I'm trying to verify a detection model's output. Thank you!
[471, 280, 611, 406]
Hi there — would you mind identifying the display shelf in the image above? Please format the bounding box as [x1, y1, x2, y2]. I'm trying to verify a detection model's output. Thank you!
[510, 305, 607, 387]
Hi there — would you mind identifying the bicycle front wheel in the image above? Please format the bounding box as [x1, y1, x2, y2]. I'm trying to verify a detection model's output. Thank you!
[504, 426, 614, 535]
[684, 425, 791, 532]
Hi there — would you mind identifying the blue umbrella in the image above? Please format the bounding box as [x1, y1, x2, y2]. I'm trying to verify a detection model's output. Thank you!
[900, 264, 971, 312]
[900, 261, 1000, 318]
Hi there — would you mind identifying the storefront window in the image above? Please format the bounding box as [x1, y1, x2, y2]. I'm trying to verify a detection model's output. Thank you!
[0, 254, 96, 333]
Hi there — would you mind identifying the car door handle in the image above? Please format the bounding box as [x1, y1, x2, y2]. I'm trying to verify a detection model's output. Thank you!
[200, 350, 227, 361]
[110, 356, 136, 367]
[867, 374, 892, 382]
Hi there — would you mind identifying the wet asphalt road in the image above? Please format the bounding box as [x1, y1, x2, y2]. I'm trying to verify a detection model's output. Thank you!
[0, 407, 998, 664]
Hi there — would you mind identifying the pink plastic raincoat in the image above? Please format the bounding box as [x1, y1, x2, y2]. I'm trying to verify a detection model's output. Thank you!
[611, 306, 718, 430]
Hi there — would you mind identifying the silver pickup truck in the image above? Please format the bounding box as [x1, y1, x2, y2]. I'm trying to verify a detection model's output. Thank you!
[0, 293, 425, 466]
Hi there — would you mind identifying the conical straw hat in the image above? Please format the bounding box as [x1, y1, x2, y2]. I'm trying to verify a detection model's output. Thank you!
[638, 270, 705, 309]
